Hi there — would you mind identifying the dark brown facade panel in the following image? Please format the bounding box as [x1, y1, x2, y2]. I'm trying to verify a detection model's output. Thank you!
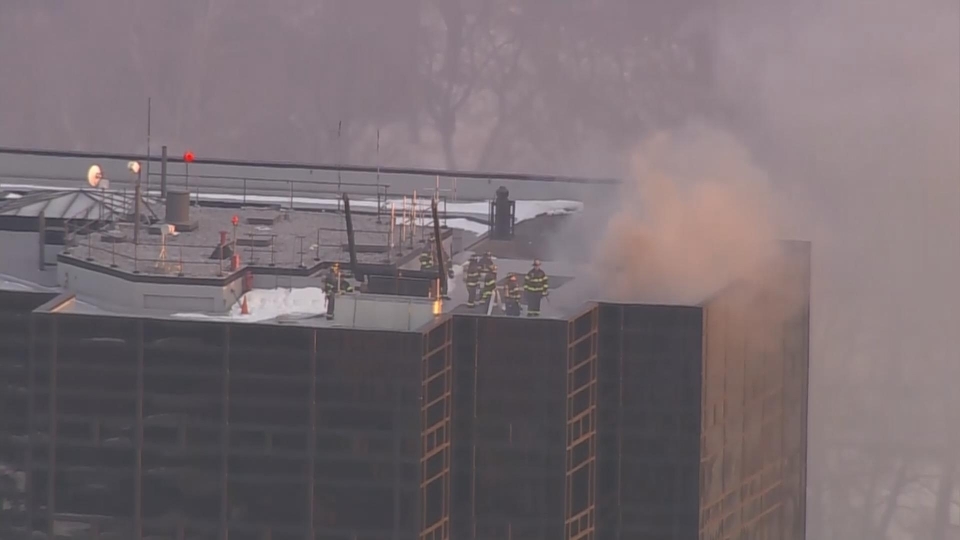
[594, 303, 709, 540]
[22, 315, 431, 540]
[699, 242, 811, 540]
[456, 315, 569, 540]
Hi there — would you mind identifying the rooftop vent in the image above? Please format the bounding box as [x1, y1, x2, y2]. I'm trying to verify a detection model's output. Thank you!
[165, 191, 198, 231]
[246, 215, 280, 226]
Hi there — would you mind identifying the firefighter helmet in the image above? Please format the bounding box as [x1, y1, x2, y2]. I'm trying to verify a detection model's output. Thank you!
[470, 254, 479, 261]
[533, 259, 541, 267]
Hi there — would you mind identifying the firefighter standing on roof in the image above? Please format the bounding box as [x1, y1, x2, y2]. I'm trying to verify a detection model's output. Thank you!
[524, 259, 549, 317]
[481, 264, 498, 311]
[419, 242, 435, 270]
[479, 251, 494, 273]
[323, 263, 354, 320]
[504, 274, 523, 316]
[464, 254, 482, 308]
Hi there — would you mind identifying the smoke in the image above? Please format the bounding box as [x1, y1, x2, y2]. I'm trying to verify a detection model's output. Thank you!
[558, 1, 958, 535]
[593, 124, 784, 305]
[713, 0, 960, 538]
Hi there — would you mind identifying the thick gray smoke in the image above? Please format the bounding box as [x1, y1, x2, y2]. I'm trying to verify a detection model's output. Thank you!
[566, 1, 960, 537]
[719, 1, 960, 538]
[593, 124, 783, 305]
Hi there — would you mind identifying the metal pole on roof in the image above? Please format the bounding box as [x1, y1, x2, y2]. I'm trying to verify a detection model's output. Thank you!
[145, 97, 151, 194]
[389, 202, 395, 258]
[336, 120, 342, 212]
[38, 211, 46, 270]
[376, 129, 382, 224]
[133, 167, 142, 245]
[160, 145, 168, 199]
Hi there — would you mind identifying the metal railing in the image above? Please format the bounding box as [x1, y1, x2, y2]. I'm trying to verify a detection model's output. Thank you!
[60, 221, 418, 277]
[0, 145, 621, 185]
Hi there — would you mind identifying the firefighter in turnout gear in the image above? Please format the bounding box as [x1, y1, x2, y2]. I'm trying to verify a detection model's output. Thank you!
[504, 274, 523, 316]
[481, 264, 498, 312]
[419, 245, 435, 270]
[464, 254, 482, 308]
[323, 263, 354, 320]
[479, 251, 494, 273]
[524, 259, 549, 317]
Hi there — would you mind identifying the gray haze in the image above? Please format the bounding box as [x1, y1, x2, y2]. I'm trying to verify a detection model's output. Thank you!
[2, 0, 958, 537]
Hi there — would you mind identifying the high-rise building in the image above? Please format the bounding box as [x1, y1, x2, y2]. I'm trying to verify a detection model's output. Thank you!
[1, 180, 809, 540]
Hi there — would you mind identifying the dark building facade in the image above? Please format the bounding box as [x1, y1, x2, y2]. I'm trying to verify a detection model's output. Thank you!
[0, 290, 59, 539]
[0, 241, 810, 540]
[9, 307, 450, 540]
[698, 241, 811, 540]
[448, 310, 596, 540]
[596, 303, 705, 539]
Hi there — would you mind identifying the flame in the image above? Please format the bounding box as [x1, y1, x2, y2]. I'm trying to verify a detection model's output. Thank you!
[432, 297, 443, 315]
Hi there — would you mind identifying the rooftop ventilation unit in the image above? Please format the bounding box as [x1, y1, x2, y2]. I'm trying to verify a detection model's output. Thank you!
[165, 191, 198, 232]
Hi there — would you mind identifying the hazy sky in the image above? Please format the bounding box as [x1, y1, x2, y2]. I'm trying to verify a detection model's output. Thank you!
[2, 1, 958, 537]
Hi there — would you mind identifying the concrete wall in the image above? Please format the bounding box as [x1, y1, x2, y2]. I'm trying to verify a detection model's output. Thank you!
[334, 293, 438, 330]
[57, 261, 244, 313]
[252, 273, 322, 290]
[0, 230, 60, 286]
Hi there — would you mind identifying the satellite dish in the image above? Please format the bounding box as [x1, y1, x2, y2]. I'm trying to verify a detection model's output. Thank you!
[86, 164, 109, 189]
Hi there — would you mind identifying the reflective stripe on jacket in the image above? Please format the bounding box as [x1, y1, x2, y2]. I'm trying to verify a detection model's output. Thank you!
[524, 269, 549, 294]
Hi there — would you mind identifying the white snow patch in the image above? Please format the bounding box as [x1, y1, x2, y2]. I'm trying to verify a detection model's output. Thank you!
[0, 280, 34, 291]
[444, 218, 488, 235]
[398, 199, 581, 235]
[0, 274, 55, 292]
[173, 287, 327, 322]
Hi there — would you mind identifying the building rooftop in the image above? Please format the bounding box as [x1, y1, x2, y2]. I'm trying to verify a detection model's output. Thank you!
[61, 196, 432, 278]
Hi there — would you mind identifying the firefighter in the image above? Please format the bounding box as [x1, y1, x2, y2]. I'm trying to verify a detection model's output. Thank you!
[481, 264, 498, 312]
[323, 263, 354, 320]
[464, 254, 482, 308]
[419, 244, 435, 271]
[504, 274, 523, 316]
[524, 259, 549, 317]
[479, 251, 494, 273]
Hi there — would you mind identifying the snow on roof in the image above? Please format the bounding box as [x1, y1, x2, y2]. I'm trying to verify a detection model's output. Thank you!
[173, 287, 328, 323]
[444, 218, 488, 235]
[0, 273, 57, 293]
